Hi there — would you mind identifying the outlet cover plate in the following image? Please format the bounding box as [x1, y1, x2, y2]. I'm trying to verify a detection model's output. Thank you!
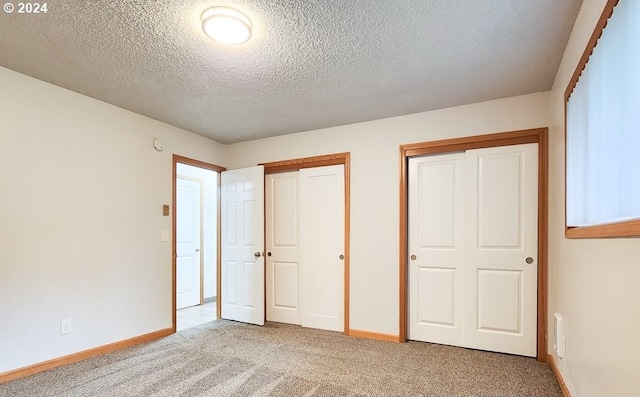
[60, 319, 72, 335]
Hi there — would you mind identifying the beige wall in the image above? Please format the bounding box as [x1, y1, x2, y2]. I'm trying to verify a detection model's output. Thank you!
[226, 91, 550, 336]
[548, 1, 640, 395]
[1, 62, 550, 374]
[0, 67, 226, 373]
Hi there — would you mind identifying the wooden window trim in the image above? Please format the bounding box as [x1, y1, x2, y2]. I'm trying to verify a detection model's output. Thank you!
[564, 0, 618, 102]
[172, 155, 226, 330]
[399, 128, 549, 362]
[563, 0, 640, 238]
[566, 218, 640, 238]
[262, 152, 351, 335]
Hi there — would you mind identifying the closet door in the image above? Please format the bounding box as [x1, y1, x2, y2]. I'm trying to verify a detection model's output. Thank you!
[265, 172, 301, 324]
[465, 143, 538, 357]
[408, 153, 466, 346]
[299, 165, 345, 332]
[408, 143, 538, 357]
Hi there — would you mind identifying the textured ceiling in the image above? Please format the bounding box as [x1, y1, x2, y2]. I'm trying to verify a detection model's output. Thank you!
[0, 0, 581, 144]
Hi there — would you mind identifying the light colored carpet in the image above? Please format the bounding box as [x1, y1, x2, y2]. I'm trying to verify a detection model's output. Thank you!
[0, 320, 562, 396]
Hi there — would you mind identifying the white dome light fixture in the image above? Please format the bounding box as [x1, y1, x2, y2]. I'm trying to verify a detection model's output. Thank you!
[201, 7, 252, 45]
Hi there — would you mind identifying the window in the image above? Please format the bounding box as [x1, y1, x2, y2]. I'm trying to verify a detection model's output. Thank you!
[565, 0, 640, 238]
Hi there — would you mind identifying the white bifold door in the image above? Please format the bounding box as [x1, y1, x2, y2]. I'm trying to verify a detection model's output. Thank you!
[265, 165, 345, 332]
[221, 166, 265, 326]
[408, 143, 538, 357]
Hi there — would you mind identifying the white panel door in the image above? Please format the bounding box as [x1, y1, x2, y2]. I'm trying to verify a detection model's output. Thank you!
[221, 166, 265, 325]
[266, 171, 301, 324]
[465, 143, 538, 356]
[299, 165, 345, 332]
[176, 177, 202, 309]
[408, 153, 465, 346]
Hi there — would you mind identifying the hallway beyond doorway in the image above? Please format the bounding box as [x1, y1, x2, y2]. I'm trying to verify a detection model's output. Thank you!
[177, 301, 216, 331]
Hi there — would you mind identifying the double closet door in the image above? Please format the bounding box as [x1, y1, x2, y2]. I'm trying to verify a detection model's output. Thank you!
[408, 143, 538, 357]
[266, 165, 345, 332]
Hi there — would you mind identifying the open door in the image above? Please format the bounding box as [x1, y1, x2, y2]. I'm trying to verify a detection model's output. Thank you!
[221, 165, 265, 325]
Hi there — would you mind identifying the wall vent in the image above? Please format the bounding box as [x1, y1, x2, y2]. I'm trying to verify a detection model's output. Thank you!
[553, 313, 565, 358]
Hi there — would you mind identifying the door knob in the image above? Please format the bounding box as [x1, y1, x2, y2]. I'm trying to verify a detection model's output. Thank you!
[267, 252, 272, 257]
[410, 255, 417, 261]
[254, 252, 261, 258]
[195, 248, 201, 252]
[339, 254, 344, 260]
[525, 257, 534, 264]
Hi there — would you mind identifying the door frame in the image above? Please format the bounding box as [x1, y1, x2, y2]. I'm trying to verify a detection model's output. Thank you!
[172, 155, 226, 331]
[261, 152, 351, 334]
[399, 128, 549, 361]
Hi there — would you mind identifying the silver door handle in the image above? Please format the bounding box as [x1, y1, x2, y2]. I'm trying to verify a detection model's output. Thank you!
[339, 254, 344, 260]
[525, 257, 534, 264]
[195, 248, 201, 252]
[254, 252, 261, 258]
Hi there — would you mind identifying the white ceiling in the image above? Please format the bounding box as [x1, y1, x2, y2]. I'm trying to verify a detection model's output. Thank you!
[0, 0, 581, 144]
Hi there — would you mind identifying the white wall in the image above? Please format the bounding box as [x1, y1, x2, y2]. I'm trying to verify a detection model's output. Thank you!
[226, 91, 550, 335]
[176, 163, 218, 299]
[548, 1, 640, 396]
[0, 67, 226, 373]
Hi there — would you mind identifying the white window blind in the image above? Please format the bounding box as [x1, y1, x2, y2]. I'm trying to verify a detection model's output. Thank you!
[566, 0, 640, 227]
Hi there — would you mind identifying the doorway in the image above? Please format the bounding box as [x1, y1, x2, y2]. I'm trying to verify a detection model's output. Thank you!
[399, 128, 549, 361]
[172, 155, 225, 331]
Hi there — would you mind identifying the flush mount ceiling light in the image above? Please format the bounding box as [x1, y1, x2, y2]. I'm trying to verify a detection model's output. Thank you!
[201, 6, 252, 45]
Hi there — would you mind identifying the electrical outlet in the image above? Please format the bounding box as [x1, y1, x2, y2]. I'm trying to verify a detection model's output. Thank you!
[60, 319, 72, 335]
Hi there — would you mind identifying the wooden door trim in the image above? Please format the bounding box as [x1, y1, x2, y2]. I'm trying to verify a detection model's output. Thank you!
[262, 152, 349, 174]
[262, 152, 351, 334]
[399, 128, 549, 361]
[172, 155, 226, 331]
